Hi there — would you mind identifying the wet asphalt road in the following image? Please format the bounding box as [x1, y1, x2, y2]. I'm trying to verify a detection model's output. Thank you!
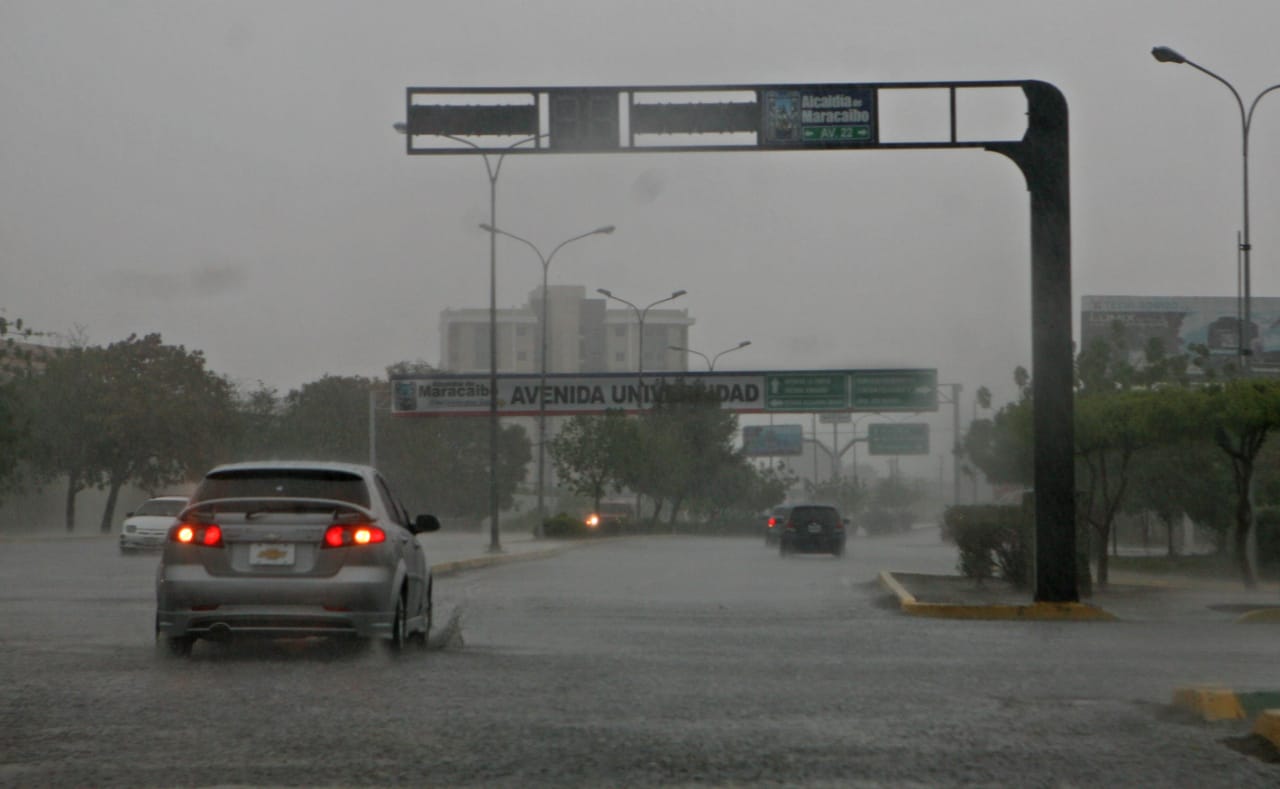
[2, 531, 1279, 787]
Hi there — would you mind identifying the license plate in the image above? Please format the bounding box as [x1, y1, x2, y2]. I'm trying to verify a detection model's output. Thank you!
[808, 523, 822, 534]
[250, 543, 296, 566]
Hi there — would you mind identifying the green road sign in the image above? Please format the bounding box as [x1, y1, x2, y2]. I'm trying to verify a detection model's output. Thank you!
[765, 373, 848, 411]
[850, 369, 938, 411]
[868, 423, 930, 455]
[803, 125, 871, 142]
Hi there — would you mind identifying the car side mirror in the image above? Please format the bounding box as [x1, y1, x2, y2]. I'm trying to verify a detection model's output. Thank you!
[413, 514, 441, 534]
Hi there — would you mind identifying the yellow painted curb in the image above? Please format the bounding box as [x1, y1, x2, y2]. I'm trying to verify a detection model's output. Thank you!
[1235, 608, 1280, 624]
[878, 571, 1117, 621]
[432, 544, 580, 577]
[1254, 709, 1280, 748]
[1171, 686, 1246, 721]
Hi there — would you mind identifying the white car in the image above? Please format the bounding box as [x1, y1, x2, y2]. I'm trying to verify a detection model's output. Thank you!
[119, 496, 188, 553]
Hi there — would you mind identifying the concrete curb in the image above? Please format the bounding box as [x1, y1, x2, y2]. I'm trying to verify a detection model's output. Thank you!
[878, 570, 1118, 622]
[1171, 686, 1280, 723]
[431, 542, 584, 577]
[1172, 686, 1248, 721]
[1255, 710, 1280, 749]
[1235, 608, 1280, 624]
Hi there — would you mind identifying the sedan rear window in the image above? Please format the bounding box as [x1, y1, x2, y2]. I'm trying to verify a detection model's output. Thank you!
[192, 469, 371, 508]
[788, 506, 841, 527]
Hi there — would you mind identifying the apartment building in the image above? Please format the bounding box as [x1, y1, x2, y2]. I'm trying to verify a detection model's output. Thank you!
[440, 285, 695, 374]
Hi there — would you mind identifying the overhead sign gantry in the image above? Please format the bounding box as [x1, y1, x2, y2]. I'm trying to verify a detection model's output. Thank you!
[391, 368, 938, 417]
[400, 80, 1075, 604]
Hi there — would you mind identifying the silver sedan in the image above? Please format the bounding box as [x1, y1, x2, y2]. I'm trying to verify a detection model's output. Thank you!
[155, 461, 440, 657]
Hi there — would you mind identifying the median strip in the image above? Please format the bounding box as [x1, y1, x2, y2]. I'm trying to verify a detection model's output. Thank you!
[878, 570, 1117, 621]
[432, 542, 583, 577]
[1172, 686, 1280, 722]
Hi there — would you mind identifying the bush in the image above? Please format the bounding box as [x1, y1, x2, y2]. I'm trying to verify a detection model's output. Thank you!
[945, 505, 1030, 588]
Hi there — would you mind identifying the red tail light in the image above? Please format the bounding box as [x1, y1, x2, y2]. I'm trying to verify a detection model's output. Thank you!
[171, 522, 223, 547]
[767, 517, 777, 528]
[322, 523, 386, 548]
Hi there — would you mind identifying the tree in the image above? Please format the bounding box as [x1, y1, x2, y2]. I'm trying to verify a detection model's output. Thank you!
[805, 476, 867, 518]
[689, 459, 797, 525]
[1126, 435, 1233, 557]
[19, 344, 108, 531]
[1073, 389, 1171, 586]
[274, 375, 377, 462]
[963, 382, 1034, 489]
[630, 381, 741, 526]
[0, 383, 22, 499]
[269, 371, 532, 522]
[548, 410, 635, 515]
[228, 382, 283, 461]
[967, 345, 1214, 587]
[89, 334, 237, 532]
[0, 314, 54, 499]
[18, 334, 237, 532]
[1204, 379, 1280, 588]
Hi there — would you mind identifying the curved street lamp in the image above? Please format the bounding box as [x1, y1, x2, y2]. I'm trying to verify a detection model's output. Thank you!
[668, 340, 751, 371]
[1151, 46, 1280, 371]
[394, 123, 544, 553]
[479, 222, 616, 533]
[595, 288, 687, 377]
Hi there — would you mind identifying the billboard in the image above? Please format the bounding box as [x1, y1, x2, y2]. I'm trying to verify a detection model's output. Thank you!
[391, 368, 938, 417]
[742, 425, 804, 457]
[1080, 295, 1280, 375]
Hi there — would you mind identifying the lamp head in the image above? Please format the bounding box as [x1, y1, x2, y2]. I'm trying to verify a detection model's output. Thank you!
[1151, 46, 1186, 64]
[479, 223, 495, 232]
[737, 340, 752, 349]
[392, 122, 408, 134]
[597, 288, 613, 297]
[671, 289, 688, 298]
[595, 225, 616, 235]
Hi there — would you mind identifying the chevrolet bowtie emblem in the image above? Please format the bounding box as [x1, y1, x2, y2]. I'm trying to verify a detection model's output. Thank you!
[258, 547, 287, 560]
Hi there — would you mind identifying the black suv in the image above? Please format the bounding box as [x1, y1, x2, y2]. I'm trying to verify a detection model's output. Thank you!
[779, 504, 846, 557]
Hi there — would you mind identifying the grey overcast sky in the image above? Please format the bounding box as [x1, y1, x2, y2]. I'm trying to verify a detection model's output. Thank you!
[3, 1, 1279, 475]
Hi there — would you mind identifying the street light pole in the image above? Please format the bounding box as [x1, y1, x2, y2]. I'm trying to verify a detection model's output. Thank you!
[480, 223, 616, 536]
[668, 340, 751, 371]
[394, 124, 543, 553]
[596, 288, 687, 380]
[1152, 46, 1280, 372]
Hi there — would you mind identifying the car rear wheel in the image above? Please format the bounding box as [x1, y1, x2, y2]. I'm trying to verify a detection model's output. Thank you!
[386, 594, 407, 654]
[409, 581, 431, 648]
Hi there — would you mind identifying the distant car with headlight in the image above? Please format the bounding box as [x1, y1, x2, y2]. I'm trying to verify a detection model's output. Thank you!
[584, 500, 633, 534]
[154, 461, 440, 657]
[119, 496, 188, 553]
